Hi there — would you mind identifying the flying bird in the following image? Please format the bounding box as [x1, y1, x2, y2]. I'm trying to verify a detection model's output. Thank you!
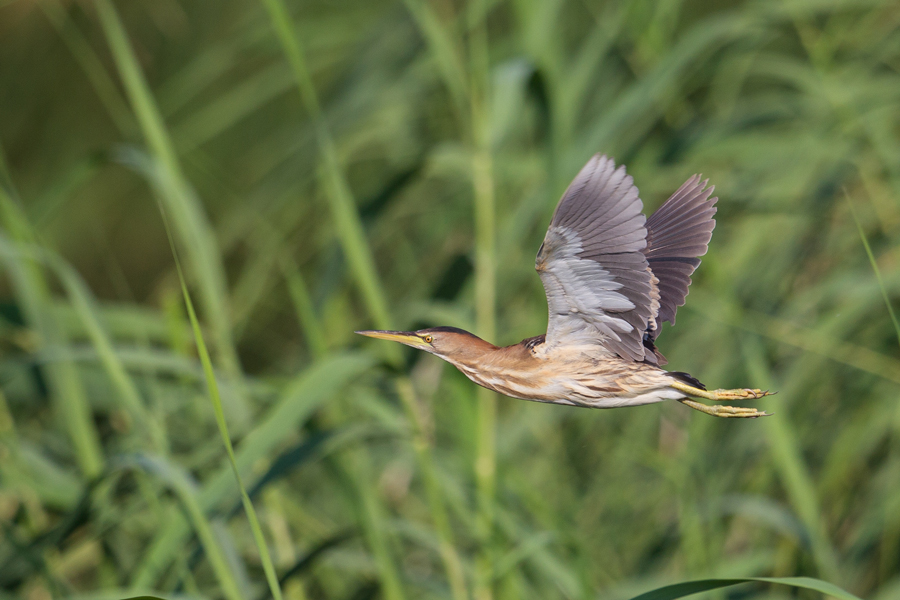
[358, 154, 773, 418]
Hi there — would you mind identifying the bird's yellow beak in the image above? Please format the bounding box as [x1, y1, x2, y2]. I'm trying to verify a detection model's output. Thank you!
[355, 330, 430, 348]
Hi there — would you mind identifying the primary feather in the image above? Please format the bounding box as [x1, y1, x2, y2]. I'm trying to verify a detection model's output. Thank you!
[535, 154, 717, 364]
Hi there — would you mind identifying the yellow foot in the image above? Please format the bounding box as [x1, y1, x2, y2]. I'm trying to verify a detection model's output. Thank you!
[670, 381, 776, 402]
[709, 388, 774, 401]
[678, 398, 771, 419]
[669, 380, 775, 418]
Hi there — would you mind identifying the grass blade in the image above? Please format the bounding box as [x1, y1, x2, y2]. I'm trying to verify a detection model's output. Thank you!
[130, 352, 373, 589]
[39, 0, 133, 135]
[0, 180, 104, 479]
[121, 457, 245, 600]
[280, 254, 328, 360]
[628, 576, 862, 600]
[468, 3, 499, 597]
[258, 0, 393, 335]
[92, 0, 242, 381]
[846, 190, 900, 348]
[0, 239, 167, 454]
[741, 336, 841, 582]
[160, 207, 284, 600]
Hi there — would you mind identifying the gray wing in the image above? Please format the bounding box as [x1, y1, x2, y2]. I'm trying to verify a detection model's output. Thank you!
[535, 154, 653, 362]
[643, 175, 717, 331]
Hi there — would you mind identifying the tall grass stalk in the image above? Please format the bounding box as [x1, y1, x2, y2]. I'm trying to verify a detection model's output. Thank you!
[0, 238, 167, 454]
[38, 0, 133, 136]
[259, 3, 468, 599]
[468, 3, 499, 598]
[0, 183, 104, 479]
[92, 0, 242, 382]
[161, 208, 284, 600]
[130, 352, 373, 590]
[401, 0, 468, 121]
[846, 191, 900, 349]
[124, 457, 246, 600]
[741, 336, 841, 583]
[280, 254, 329, 359]
[256, 4, 406, 599]
[257, 0, 391, 332]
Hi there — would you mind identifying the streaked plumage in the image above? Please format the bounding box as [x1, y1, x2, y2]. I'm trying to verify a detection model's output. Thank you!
[358, 155, 773, 418]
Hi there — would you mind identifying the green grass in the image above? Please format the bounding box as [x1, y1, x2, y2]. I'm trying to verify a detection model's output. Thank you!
[1, 0, 899, 599]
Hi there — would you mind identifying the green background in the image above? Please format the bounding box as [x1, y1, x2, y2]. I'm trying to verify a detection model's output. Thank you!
[1, 0, 898, 599]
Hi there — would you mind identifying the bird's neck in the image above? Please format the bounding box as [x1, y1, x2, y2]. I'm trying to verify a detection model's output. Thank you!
[444, 335, 536, 374]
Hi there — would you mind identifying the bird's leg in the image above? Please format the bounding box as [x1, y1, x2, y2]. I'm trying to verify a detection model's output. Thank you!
[677, 398, 770, 418]
[669, 381, 774, 402]
[669, 381, 773, 418]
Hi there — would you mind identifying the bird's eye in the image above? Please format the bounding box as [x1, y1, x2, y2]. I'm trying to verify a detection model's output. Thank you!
[423, 335, 433, 343]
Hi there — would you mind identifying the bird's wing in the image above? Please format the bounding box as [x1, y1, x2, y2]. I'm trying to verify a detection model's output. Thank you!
[642, 175, 717, 332]
[535, 154, 653, 362]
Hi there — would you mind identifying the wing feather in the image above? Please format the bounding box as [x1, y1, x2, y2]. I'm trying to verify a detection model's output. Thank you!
[536, 154, 654, 362]
[643, 175, 717, 329]
[536, 155, 718, 361]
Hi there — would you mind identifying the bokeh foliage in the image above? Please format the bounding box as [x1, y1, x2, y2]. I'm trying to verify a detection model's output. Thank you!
[1, 0, 900, 599]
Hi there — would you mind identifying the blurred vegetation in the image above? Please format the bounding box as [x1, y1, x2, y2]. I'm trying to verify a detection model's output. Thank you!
[1, 0, 899, 599]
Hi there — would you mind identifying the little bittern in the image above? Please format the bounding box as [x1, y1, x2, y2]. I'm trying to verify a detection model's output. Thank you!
[358, 154, 773, 418]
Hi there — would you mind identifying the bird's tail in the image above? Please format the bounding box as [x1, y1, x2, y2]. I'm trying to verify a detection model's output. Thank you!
[668, 371, 707, 391]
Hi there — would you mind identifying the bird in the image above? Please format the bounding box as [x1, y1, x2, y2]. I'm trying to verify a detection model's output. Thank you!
[357, 154, 773, 418]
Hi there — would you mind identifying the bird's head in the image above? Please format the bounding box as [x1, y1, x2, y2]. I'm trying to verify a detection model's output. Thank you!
[355, 326, 493, 364]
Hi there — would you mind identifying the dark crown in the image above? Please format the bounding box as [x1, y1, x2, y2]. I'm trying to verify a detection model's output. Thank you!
[418, 326, 476, 336]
